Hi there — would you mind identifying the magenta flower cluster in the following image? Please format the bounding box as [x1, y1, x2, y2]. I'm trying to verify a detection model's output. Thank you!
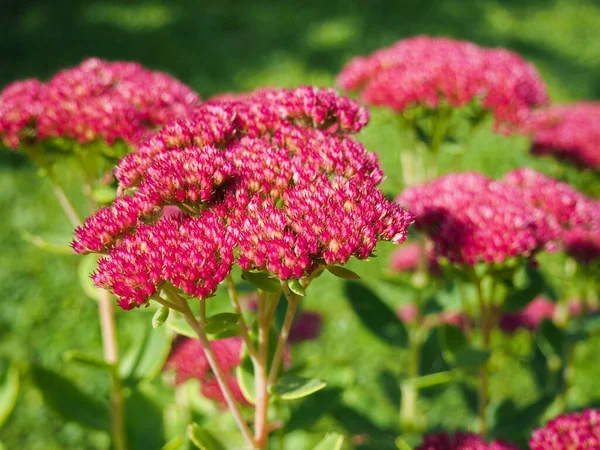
[337, 36, 547, 130]
[0, 58, 200, 148]
[398, 168, 599, 265]
[499, 296, 556, 333]
[530, 409, 600, 450]
[503, 168, 600, 264]
[73, 87, 413, 309]
[529, 102, 600, 170]
[416, 431, 518, 450]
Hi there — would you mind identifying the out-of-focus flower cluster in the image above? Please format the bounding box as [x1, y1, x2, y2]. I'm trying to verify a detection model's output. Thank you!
[388, 241, 441, 276]
[337, 36, 547, 130]
[166, 336, 248, 407]
[166, 310, 322, 406]
[397, 168, 600, 266]
[397, 303, 471, 332]
[500, 296, 598, 333]
[530, 409, 600, 450]
[73, 87, 413, 309]
[416, 431, 518, 450]
[0, 58, 200, 148]
[528, 103, 600, 171]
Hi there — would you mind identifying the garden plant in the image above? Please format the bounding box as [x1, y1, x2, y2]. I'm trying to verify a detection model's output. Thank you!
[0, 28, 599, 450]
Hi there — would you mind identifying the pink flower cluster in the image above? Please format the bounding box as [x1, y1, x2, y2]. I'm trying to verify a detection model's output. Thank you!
[398, 168, 600, 265]
[165, 336, 249, 407]
[73, 87, 413, 308]
[503, 168, 600, 264]
[337, 36, 547, 129]
[530, 409, 600, 450]
[0, 58, 200, 148]
[499, 296, 556, 333]
[388, 241, 441, 276]
[397, 172, 549, 265]
[416, 432, 518, 450]
[500, 296, 598, 333]
[529, 103, 600, 170]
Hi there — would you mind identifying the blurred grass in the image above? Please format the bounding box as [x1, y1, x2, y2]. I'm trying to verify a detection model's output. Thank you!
[1, 0, 600, 448]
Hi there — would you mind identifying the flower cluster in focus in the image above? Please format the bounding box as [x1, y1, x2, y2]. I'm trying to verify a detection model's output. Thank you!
[530, 409, 600, 450]
[0, 58, 200, 148]
[337, 36, 547, 130]
[73, 87, 413, 309]
[416, 432, 518, 450]
[528, 103, 600, 170]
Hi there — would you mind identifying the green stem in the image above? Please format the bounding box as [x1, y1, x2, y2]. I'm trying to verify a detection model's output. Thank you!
[226, 275, 259, 360]
[254, 292, 270, 449]
[474, 275, 491, 438]
[267, 282, 300, 386]
[168, 288, 257, 449]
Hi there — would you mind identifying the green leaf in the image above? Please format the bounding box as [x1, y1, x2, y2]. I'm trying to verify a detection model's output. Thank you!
[30, 364, 110, 431]
[120, 325, 173, 384]
[438, 324, 467, 365]
[20, 230, 73, 255]
[504, 264, 557, 312]
[152, 306, 170, 329]
[166, 316, 196, 338]
[286, 388, 342, 431]
[188, 423, 224, 450]
[395, 437, 414, 450]
[235, 352, 256, 405]
[344, 281, 408, 347]
[454, 347, 491, 369]
[241, 271, 280, 293]
[162, 436, 185, 450]
[187, 423, 250, 450]
[0, 361, 19, 428]
[204, 313, 240, 335]
[287, 279, 306, 296]
[78, 254, 100, 300]
[63, 350, 115, 372]
[402, 370, 455, 389]
[327, 266, 360, 280]
[314, 433, 344, 450]
[90, 185, 117, 204]
[269, 375, 326, 400]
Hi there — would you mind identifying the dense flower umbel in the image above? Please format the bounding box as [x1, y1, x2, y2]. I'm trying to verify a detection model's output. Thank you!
[0, 58, 199, 148]
[502, 168, 600, 263]
[337, 36, 547, 129]
[529, 103, 600, 170]
[416, 431, 518, 450]
[73, 87, 413, 308]
[530, 409, 600, 450]
[397, 173, 551, 265]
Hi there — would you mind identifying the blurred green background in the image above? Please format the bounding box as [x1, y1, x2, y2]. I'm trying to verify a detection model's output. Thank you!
[1, 0, 600, 448]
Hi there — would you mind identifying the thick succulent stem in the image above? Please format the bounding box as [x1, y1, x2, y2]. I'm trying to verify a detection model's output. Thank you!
[267, 282, 300, 386]
[171, 289, 257, 449]
[254, 292, 270, 449]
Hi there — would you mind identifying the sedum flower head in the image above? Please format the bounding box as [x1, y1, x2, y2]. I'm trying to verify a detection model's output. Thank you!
[529, 103, 600, 170]
[73, 87, 413, 308]
[0, 58, 200, 148]
[417, 431, 518, 450]
[337, 36, 547, 130]
[397, 172, 550, 265]
[530, 409, 600, 450]
[502, 168, 600, 264]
